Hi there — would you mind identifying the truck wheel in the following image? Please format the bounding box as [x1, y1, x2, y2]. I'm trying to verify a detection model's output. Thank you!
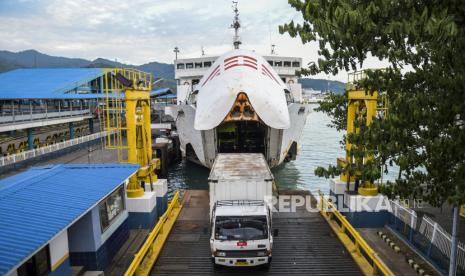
[262, 257, 271, 270]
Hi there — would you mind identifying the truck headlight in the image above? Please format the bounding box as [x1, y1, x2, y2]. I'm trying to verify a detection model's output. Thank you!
[216, 251, 226, 257]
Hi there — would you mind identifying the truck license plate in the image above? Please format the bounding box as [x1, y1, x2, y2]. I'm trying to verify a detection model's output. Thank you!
[235, 261, 248, 266]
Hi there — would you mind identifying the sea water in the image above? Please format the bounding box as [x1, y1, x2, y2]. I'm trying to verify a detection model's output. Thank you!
[167, 106, 398, 195]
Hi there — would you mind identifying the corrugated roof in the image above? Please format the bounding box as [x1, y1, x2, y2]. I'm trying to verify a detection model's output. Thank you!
[150, 88, 173, 98]
[0, 164, 139, 274]
[0, 68, 105, 99]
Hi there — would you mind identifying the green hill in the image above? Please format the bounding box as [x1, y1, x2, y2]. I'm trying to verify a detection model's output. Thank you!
[0, 49, 174, 80]
[299, 78, 345, 94]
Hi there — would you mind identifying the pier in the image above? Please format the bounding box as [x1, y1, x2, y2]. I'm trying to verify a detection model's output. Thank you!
[152, 190, 361, 275]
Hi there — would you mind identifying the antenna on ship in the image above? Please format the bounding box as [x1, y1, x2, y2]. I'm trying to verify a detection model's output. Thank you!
[201, 46, 205, 56]
[173, 46, 180, 60]
[271, 44, 276, 55]
[231, 1, 241, 49]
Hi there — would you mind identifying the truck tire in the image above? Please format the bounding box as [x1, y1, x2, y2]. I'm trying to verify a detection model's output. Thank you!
[262, 258, 271, 270]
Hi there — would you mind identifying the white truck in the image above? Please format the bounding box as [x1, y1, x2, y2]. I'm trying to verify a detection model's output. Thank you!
[209, 153, 276, 268]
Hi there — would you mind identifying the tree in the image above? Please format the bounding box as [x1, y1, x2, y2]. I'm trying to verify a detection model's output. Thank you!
[280, 1, 465, 273]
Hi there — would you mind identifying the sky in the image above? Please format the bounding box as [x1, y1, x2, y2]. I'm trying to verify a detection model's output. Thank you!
[0, 0, 386, 82]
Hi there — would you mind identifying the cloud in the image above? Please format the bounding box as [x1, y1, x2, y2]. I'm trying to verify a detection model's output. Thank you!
[0, 0, 386, 81]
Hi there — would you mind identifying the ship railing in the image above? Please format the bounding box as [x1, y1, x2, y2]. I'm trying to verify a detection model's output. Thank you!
[319, 191, 393, 276]
[125, 190, 183, 276]
[0, 131, 109, 167]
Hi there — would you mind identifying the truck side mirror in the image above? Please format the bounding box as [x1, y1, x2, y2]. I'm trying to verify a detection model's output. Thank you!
[273, 229, 279, 237]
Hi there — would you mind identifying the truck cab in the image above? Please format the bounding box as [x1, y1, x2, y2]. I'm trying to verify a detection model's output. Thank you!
[210, 200, 273, 267]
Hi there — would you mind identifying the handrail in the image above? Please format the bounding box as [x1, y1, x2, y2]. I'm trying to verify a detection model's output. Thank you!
[125, 191, 183, 276]
[319, 191, 393, 276]
[0, 131, 109, 167]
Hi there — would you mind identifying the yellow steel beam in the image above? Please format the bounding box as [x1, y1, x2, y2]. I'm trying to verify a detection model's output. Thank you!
[340, 73, 381, 195]
[125, 191, 183, 276]
[319, 191, 393, 276]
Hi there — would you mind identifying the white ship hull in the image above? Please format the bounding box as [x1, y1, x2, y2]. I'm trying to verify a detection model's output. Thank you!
[173, 49, 310, 169]
[175, 103, 309, 168]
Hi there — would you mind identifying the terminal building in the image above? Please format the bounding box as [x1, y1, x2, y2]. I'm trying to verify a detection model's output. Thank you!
[0, 164, 139, 275]
[0, 68, 107, 156]
[0, 68, 174, 172]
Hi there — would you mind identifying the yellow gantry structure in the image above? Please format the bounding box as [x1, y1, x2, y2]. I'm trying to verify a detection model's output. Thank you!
[337, 70, 387, 196]
[103, 68, 160, 198]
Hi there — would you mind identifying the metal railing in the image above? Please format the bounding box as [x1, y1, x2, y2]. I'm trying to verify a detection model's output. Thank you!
[0, 131, 108, 167]
[418, 215, 465, 271]
[0, 108, 92, 125]
[125, 191, 182, 276]
[319, 191, 393, 276]
[388, 200, 465, 274]
[390, 200, 418, 231]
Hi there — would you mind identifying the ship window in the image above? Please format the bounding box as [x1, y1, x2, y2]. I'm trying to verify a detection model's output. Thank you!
[186, 63, 193, 69]
[285, 89, 294, 103]
[99, 185, 125, 233]
[267, 60, 273, 66]
[192, 79, 200, 85]
[292, 61, 300, 67]
[281, 77, 286, 83]
[284, 61, 291, 67]
[204, 61, 212, 67]
[274, 61, 282, 67]
[177, 63, 185, 69]
[195, 62, 203, 68]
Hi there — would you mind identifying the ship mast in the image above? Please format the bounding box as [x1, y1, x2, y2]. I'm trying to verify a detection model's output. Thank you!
[231, 1, 241, 49]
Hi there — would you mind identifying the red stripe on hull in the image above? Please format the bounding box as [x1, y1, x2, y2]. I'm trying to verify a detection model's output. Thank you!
[224, 60, 238, 67]
[225, 63, 257, 71]
[202, 65, 220, 87]
[224, 55, 257, 63]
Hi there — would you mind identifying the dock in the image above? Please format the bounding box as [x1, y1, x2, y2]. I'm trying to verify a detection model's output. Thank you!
[151, 190, 361, 275]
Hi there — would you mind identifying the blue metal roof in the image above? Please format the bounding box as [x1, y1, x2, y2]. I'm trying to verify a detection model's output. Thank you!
[157, 94, 177, 99]
[150, 88, 173, 98]
[0, 68, 105, 99]
[0, 164, 139, 274]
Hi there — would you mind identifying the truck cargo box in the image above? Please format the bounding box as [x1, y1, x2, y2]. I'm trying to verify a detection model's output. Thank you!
[208, 153, 273, 215]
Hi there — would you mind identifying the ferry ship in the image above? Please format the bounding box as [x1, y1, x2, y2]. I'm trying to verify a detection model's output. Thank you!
[173, 6, 309, 169]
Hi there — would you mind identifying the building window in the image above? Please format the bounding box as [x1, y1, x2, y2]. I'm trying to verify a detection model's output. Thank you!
[99, 186, 125, 233]
[274, 61, 282, 67]
[17, 245, 50, 276]
[177, 63, 185, 69]
[292, 61, 300, 67]
[284, 61, 291, 67]
[204, 61, 212, 67]
[195, 62, 203, 68]
[186, 63, 193, 69]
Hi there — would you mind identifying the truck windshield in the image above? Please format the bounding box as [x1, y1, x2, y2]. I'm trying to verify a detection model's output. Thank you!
[215, 216, 268, 241]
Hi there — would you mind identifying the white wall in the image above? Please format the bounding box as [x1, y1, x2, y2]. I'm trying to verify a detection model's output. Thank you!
[49, 230, 69, 270]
